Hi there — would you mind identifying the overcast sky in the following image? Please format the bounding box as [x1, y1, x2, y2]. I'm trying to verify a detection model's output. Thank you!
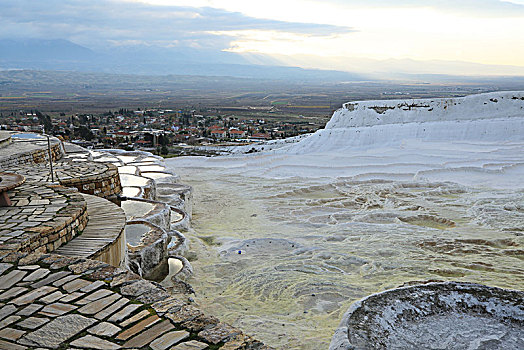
[2, 0, 524, 71]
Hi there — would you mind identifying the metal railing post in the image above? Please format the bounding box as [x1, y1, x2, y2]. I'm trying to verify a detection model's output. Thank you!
[45, 134, 55, 182]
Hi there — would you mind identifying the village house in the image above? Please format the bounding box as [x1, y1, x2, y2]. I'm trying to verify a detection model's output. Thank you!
[250, 133, 271, 141]
[229, 129, 246, 139]
[209, 127, 227, 139]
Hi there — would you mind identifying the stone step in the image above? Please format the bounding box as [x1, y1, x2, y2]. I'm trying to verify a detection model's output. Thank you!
[54, 194, 126, 266]
[10, 159, 122, 200]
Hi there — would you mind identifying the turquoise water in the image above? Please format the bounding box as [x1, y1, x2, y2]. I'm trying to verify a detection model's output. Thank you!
[12, 133, 45, 139]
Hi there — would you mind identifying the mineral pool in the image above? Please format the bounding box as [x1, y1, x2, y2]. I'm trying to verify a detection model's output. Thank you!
[166, 92, 524, 349]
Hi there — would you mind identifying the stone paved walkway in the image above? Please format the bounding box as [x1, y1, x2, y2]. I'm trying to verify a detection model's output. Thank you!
[10, 159, 122, 198]
[2, 135, 121, 200]
[0, 183, 87, 257]
[0, 136, 62, 169]
[0, 137, 270, 349]
[10, 159, 111, 182]
[0, 254, 268, 349]
[55, 194, 126, 266]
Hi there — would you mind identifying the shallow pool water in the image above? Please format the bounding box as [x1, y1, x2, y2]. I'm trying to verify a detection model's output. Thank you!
[141, 172, 173, 180]
[120, 174, 151, 187]
[166, 140, 524, 349]
[118, 165, 138, 174]
[122, 187, 141, 198]
[138, 165, 165, 172]
[121, 200, 154, 219]
[161, 258, 184, 286]
[125, 223, 151, 246]
[12, 133, 45, 139]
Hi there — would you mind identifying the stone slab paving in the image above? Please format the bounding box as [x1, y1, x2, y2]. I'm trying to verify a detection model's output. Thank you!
[39, 290, 64, 304]
[0, 327, 25, 341]
[172, 340, 210, 350]
[40, 302, 78, 317]
[0, 253, 269, 349]
[0, 338, 27, 350]
[16, 304, 43, 317]
[22, 268, 49, 282]
[150, 330, 190, 350]
[0, 182, 87, 257]
[17, 316, 49, 330]
[0, 263, 11, 275]
[0, 305, 17, 321]
[117, 315, 161, 341]
[88, 321, 121, 336]
[120, 309, 152, 328]
[0, 270, 26, 289]
[123, 319, 174, 348]
[71, 334, 121, 349]
[109, 304, 142, 323]
[0, 287, 27, 301]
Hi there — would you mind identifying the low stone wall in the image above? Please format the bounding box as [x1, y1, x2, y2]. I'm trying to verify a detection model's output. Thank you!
[0, 132, 11, 148]
[0, 141, 63, 168]
[0, 183, 88, 259]
[59, 163, 122, 199]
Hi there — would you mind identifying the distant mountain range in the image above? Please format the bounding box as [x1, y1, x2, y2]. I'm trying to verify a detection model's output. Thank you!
[2, 39, 523, 83]
[0, 39, 364, 82]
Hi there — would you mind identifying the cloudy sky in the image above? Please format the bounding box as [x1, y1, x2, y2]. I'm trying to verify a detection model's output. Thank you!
[2, 0, 524, 73]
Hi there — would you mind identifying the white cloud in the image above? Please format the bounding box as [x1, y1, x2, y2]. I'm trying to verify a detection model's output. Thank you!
[2, 0, 523, 73]
[195, 1, 524, 67]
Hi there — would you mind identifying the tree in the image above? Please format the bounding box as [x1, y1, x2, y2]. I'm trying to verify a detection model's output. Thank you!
[36, 110, 53, 133]
[158, 134, 169, 146]
[78, 125, 94, 141]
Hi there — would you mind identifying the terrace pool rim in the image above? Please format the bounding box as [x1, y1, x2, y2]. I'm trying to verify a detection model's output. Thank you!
[329, 281, 524, 350]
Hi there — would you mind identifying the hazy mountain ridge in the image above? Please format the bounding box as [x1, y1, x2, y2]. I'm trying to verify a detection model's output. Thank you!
[0, 38, 364, 82]
[3, 39, 524, 83]
[0, 39, 97, 61]
[270, 54, 524, 78]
